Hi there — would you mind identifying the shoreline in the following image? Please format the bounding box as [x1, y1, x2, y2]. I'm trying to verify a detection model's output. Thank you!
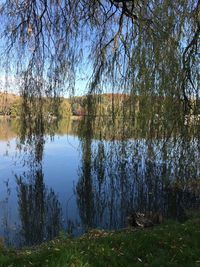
[0, 214, 200, 267]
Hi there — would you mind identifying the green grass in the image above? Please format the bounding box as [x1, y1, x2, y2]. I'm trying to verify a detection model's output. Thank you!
[0, 217, 200, 267]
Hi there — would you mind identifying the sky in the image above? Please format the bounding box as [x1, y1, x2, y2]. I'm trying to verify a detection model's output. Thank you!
[0, 72, 90, 97]
[0, 9, 90, 97]
[0, 57, 91, 97]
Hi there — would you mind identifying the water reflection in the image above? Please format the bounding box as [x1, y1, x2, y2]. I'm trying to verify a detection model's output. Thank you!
[16, 167, 62, 246]
[0, 115, 64, 246]
[76, 117, 95, 230]
[76, 107, 200, 230]
[0, 106, 200, 247]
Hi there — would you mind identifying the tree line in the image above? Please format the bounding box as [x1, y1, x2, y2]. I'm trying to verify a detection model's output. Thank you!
[1, 92, 200, 119]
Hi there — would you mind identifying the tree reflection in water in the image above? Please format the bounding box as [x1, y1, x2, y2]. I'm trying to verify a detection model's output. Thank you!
[0, 96, 199, 246]
[14, 113, 62, 247]
[76, 97, 200, 230]
[16, 167, 62, 246]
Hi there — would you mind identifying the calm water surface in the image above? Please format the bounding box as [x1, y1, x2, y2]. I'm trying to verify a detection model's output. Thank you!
[0, 118, 199, 247]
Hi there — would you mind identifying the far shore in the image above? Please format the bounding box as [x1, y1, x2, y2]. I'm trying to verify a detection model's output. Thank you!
[0, 115, 82, 120]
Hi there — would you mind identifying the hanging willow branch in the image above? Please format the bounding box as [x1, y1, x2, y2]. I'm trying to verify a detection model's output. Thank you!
[0, 0, 199, 109]
[182, 0, 200, 109]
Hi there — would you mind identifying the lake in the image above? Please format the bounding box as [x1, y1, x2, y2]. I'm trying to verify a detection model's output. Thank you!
[0, 118, 199, 247]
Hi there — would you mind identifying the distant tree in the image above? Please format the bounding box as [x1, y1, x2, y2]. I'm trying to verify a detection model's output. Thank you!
[59, 99, 72, 118]
[10, 99, 21, 117]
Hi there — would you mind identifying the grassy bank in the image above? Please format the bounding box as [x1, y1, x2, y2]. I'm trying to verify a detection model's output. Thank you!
[0, 217, 200, 267]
